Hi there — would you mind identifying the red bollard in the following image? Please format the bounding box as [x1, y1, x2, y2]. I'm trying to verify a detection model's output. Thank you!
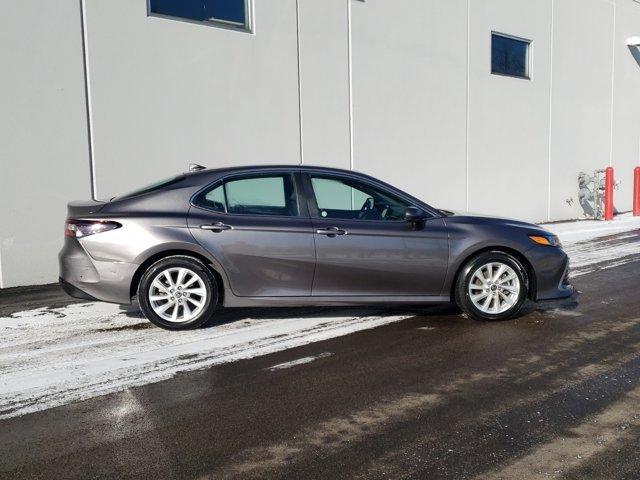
[604, 166, 614, 221]
[634, 167, 640, 216]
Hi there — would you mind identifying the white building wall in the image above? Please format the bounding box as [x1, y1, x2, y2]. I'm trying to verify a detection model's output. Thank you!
[84, 0, 303, 199]
[0, 0, 91, 288]
[1, 0, 640, 288]
[298, 0, 351, 169]
[468, 0, 553, 222]
[350, 0, 469, 212]
[549, 0, 616, 220]
[612, 0, 640, 213]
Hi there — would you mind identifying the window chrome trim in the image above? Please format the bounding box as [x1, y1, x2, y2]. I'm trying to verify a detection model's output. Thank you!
[147, 0, 254, 34]
[490, 31, 532, 80]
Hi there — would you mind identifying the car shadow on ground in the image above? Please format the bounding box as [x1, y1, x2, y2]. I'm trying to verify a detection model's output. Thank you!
[117, 299, 469, 330]
[115, 297, 581, 332]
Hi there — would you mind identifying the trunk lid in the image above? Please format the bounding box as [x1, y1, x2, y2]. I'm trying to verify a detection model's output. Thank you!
[66, 200, 107, 217]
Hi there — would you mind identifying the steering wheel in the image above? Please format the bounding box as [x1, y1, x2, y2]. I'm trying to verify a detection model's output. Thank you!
[358, 197, 375, 219]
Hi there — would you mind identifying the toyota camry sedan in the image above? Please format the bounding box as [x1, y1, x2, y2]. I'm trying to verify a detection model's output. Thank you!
[59, 165, 573, 330]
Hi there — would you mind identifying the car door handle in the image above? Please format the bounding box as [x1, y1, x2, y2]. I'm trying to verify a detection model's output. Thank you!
[200, 222, 233, 232]
[315, 227, 347, 236]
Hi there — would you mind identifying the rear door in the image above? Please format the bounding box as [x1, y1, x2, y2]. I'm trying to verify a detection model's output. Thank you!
[188, 170, 315, 297]
[302, 172, 449, 297]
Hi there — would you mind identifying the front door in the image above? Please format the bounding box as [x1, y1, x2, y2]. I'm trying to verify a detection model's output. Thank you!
[302, 172, 449, 297]
[188, 171, 315, 297]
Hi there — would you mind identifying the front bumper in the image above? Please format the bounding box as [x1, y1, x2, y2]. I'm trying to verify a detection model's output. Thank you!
[58, 237, 137, 304]
[524, 245, 574, 301]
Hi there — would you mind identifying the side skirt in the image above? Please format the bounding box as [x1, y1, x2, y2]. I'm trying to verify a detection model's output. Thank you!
[223, 295, 451, 308]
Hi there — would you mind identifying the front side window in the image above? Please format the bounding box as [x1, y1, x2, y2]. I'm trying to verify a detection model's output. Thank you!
[491, 32, 530, 79]
[309, 176, 414, 221]
[149, 0, 250, 30]
[194, 174, 300, 217]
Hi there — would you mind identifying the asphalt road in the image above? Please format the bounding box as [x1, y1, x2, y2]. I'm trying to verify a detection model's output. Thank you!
[2, 257, 640, 479]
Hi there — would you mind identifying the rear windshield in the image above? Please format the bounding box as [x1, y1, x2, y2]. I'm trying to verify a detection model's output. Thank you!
[114, 175, 185, 200]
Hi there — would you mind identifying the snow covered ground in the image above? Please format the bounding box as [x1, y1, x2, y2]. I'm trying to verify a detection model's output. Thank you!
[0, 214, 639, 420]
[543, 212, 640, 276]
[0, 305, 412, 419]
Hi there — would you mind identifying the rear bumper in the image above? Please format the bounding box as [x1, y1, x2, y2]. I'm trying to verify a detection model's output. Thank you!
[59, 277, 98, 301]
[58, 237, 137, 304]
[524, 245, 574, 301]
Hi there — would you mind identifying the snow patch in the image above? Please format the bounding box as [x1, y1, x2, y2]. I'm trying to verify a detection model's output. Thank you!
[543, 213, 640, 276]
[267, 352, 334, 371]
[0, 304, 411, 419]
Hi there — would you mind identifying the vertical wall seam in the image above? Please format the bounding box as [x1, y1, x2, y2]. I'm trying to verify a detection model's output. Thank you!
[80, 0, 97, 200]
[465, 0, 470, 210]
[547, 0, 554, 221]
[347, 0, 354, 170]
[295, 0, 304, 165]
[0, 250, 4, 289]
[609, 2, 617, 168]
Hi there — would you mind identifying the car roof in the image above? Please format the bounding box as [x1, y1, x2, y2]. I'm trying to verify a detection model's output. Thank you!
[186, 164, 357, 177]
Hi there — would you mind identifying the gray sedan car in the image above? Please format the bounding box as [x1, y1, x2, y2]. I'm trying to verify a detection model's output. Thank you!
[59, 165, 572, 329]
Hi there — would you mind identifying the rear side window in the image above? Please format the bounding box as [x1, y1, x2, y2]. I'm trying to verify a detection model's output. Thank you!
[194, 174, 300, 217]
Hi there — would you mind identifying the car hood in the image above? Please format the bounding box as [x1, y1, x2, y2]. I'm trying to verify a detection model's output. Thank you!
[440, 210, 552, 235]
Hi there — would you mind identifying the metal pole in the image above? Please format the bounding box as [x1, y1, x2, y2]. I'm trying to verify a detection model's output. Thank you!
[80, 0, 98, 200]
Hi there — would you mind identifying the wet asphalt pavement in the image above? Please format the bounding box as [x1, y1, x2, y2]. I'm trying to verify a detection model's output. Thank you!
[2, 257, 640, 479]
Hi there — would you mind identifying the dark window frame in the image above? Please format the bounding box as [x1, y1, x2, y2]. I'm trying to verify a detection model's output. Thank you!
[147, 0, 253, 33]
[491, 32, 532, 80]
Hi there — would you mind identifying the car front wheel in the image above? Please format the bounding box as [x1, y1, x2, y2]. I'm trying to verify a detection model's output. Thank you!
[455, 251, 528, 321]
[137, 255, 218, 330]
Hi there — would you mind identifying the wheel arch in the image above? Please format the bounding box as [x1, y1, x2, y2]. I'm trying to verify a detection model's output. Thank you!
[130, 249, 226, 304]
[449, 246, 536, 302]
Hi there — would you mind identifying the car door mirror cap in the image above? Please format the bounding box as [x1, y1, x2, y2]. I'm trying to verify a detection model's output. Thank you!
[405, 206, 427, 224]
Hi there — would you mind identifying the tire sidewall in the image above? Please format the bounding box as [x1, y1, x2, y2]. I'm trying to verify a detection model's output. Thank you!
[137, 256, 218, 330]
[458, 252, 528, 321]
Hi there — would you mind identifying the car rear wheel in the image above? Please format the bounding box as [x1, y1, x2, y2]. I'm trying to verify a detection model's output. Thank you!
[137, 256, 218, 330]
[455, 251, 528, 321]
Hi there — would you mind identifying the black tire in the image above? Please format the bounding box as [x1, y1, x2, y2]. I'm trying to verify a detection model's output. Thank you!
[137, 255, 219, 330]
[454, 251, 528, 321]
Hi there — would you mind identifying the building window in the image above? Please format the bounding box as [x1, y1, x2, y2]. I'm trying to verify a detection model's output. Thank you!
[149, 0, 251, 31]
[491, 32, 530, 79]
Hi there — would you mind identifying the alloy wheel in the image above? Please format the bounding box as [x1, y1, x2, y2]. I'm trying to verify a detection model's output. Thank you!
[148, 267, 207, 323]
[467, 262, 521, 314]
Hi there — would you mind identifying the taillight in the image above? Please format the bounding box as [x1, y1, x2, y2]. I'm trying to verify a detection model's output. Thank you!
[65, 219, 121, 238]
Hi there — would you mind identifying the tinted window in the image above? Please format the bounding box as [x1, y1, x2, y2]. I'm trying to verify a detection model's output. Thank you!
[198, 184, 227, 213]
[150, 0, 248, 28]
[491, 33, 530, 78]
[310, 176, 414, 221]
[195, 174, 300, 217]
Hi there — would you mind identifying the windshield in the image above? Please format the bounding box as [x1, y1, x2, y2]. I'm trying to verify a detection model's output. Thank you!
[113, 175, 185, 200]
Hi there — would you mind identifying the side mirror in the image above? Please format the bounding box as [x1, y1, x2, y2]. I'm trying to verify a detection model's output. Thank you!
[405, 206, 426, 223]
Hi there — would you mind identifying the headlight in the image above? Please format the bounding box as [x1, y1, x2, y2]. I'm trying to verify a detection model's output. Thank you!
[529, 234, 562, 247]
